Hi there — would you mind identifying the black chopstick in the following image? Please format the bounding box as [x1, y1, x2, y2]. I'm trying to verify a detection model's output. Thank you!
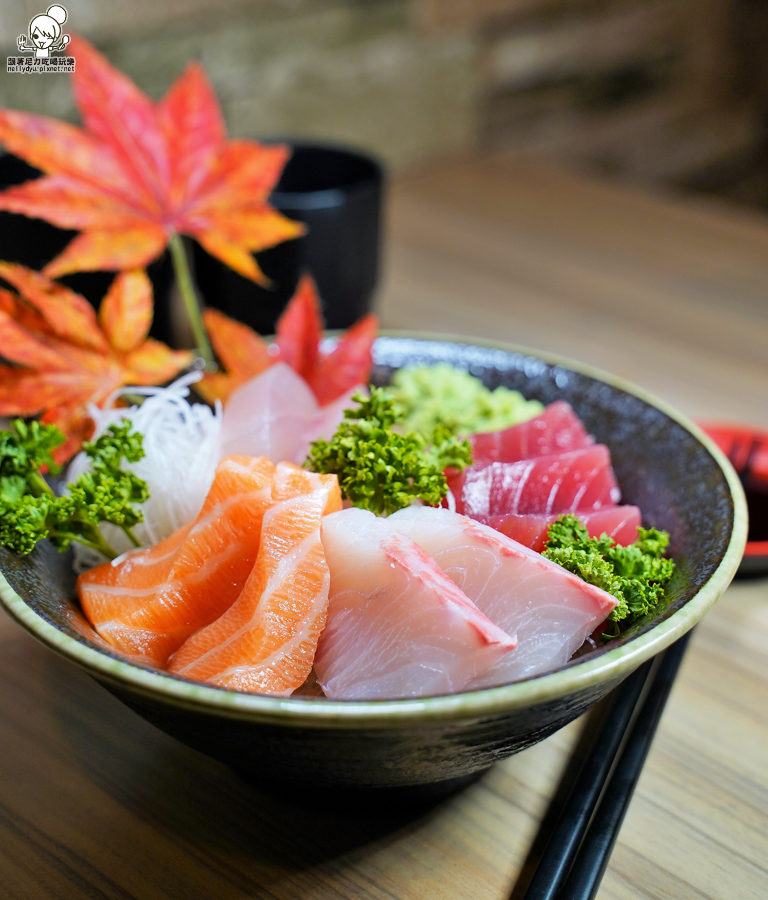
[513, 632, 691, 900]
[558, 633, 691, 900]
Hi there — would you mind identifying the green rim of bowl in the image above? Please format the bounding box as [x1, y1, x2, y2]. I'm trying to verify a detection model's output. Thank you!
[0, 333, 748, 729]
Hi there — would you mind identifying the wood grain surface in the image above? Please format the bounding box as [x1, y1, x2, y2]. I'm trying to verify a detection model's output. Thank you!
[1, 154, 767, 899]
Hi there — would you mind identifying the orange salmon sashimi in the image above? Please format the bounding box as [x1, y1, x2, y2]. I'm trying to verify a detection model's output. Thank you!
[168, 462, 342, 696]
[78, 455, 276, 668]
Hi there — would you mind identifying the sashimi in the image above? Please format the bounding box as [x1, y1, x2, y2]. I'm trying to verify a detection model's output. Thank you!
[450, 445, 621, 517]
[315, 508, 516, 700]
[78, 455, 275, 667]
[476, 506, 642, 552]
[220, 363, 317, 464]
[169, 463, 341, 694]
[219, 362, 355, 465]
[470, 401, 593, 466]
[388, 506, 617, 685]
[307, 384, 366, 443]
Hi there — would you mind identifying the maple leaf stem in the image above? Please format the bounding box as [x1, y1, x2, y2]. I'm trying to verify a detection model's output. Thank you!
[169, 234, 214, 370]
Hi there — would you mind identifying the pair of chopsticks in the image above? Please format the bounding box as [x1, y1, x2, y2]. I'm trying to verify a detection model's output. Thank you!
[513, 632, 691, 900]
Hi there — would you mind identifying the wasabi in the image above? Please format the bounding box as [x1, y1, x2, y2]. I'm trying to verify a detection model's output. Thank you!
[388, 364, 543, 441]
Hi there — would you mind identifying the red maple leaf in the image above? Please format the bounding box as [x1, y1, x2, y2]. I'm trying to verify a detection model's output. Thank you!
[197, 274, 377, 406]
[0, 263, 193, 462]
[0, 36, 303, 283]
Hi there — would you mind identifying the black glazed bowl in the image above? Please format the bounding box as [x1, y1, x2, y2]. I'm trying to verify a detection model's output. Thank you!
[0, 335, 747, 792]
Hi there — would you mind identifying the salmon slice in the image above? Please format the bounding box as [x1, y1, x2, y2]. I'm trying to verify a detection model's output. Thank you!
[470, 401, 593, 466]
[475, 506, 642, 552]
[314, 508, 517, 700]
[78, 455, 276, 668]
[168, 462, 341, 695]
[388, 506, 617, 686]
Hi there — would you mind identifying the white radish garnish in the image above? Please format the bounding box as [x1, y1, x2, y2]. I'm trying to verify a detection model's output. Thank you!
[68, 372, 222, 570]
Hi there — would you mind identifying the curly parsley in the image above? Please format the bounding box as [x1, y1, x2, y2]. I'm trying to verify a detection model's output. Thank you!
[0, 420, 148, 559]
[305, 388, 472, 516]
[542, 514, 675, 637]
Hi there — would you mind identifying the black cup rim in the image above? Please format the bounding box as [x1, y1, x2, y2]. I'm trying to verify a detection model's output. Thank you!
[259, 137, 384, 211]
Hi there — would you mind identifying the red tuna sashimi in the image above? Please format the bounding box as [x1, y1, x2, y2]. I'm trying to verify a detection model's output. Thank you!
[452, 445, 621, 518]
[315, 508, 516, 700]
[471, 401, 593, 466]
[475, 505, 642, 552]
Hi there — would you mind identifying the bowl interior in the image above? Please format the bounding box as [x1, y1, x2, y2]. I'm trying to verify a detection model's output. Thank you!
[0, 336, 741, 709]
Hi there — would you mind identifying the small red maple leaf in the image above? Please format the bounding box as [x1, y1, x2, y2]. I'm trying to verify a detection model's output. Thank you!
[196, 274, 378, 406]
[0, 263, 193, 462]
[0, 36, 303, 283]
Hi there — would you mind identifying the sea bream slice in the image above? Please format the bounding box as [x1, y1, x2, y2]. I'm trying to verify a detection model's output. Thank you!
[450, 445, 621, 518]
[314, 508, 517, 700]
[388, 506, 618, 686]
[219, 362, 361, 465]
[470, 401, 593, 466]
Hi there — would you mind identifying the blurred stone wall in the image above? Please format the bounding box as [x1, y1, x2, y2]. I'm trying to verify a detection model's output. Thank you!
[0, 0, 764, 194]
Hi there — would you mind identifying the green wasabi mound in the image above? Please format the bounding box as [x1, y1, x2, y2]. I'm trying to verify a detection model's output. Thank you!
[388, 364, 543, 440]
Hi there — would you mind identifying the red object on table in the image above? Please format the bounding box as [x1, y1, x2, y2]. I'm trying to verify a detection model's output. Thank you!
[699, 421, 768, 560]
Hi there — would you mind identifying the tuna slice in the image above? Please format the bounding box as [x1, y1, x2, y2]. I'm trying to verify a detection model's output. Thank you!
[476, 505, 642, 552]
[451, 445, 621, 517]
[78, 455, 276, 668]
[169, 463, 341, 695]
[220, 362, 359, 464]
[315, 507, 517, 700]
[470, 401, 593, 466]
[388, 506, 618, 686]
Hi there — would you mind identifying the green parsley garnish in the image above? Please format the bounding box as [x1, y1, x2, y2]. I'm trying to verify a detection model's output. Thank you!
[0, 419, 149, 559]
[542, 514, 675, 638]
[305, 388, 472, 516]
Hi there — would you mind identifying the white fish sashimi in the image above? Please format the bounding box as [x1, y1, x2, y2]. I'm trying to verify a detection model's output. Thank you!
[388, 506, 617, 687]
[315, 508, 516, 700]
[220, 363, 364, 464]
[307, 384, 366, 443]
[220, 363, 317, 463]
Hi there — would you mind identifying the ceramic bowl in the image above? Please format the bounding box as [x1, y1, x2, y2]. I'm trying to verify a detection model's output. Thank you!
[0, 335, 747, 793]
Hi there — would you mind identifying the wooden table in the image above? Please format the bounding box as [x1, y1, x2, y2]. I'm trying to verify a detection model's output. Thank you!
[1, 155, 767, 899]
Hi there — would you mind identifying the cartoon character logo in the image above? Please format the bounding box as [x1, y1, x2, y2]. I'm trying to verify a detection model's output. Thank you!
[17, 5, 70, 58]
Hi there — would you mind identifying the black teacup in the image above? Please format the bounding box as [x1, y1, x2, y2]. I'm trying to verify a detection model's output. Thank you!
[0, 141, 384, 343]
[193, 141, 384, 334]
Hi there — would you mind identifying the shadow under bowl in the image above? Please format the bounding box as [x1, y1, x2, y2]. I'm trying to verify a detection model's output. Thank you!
[0, 335, 747, 794]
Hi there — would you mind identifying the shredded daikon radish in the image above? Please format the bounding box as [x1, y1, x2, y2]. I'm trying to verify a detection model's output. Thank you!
[69, 373, 222, 571]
